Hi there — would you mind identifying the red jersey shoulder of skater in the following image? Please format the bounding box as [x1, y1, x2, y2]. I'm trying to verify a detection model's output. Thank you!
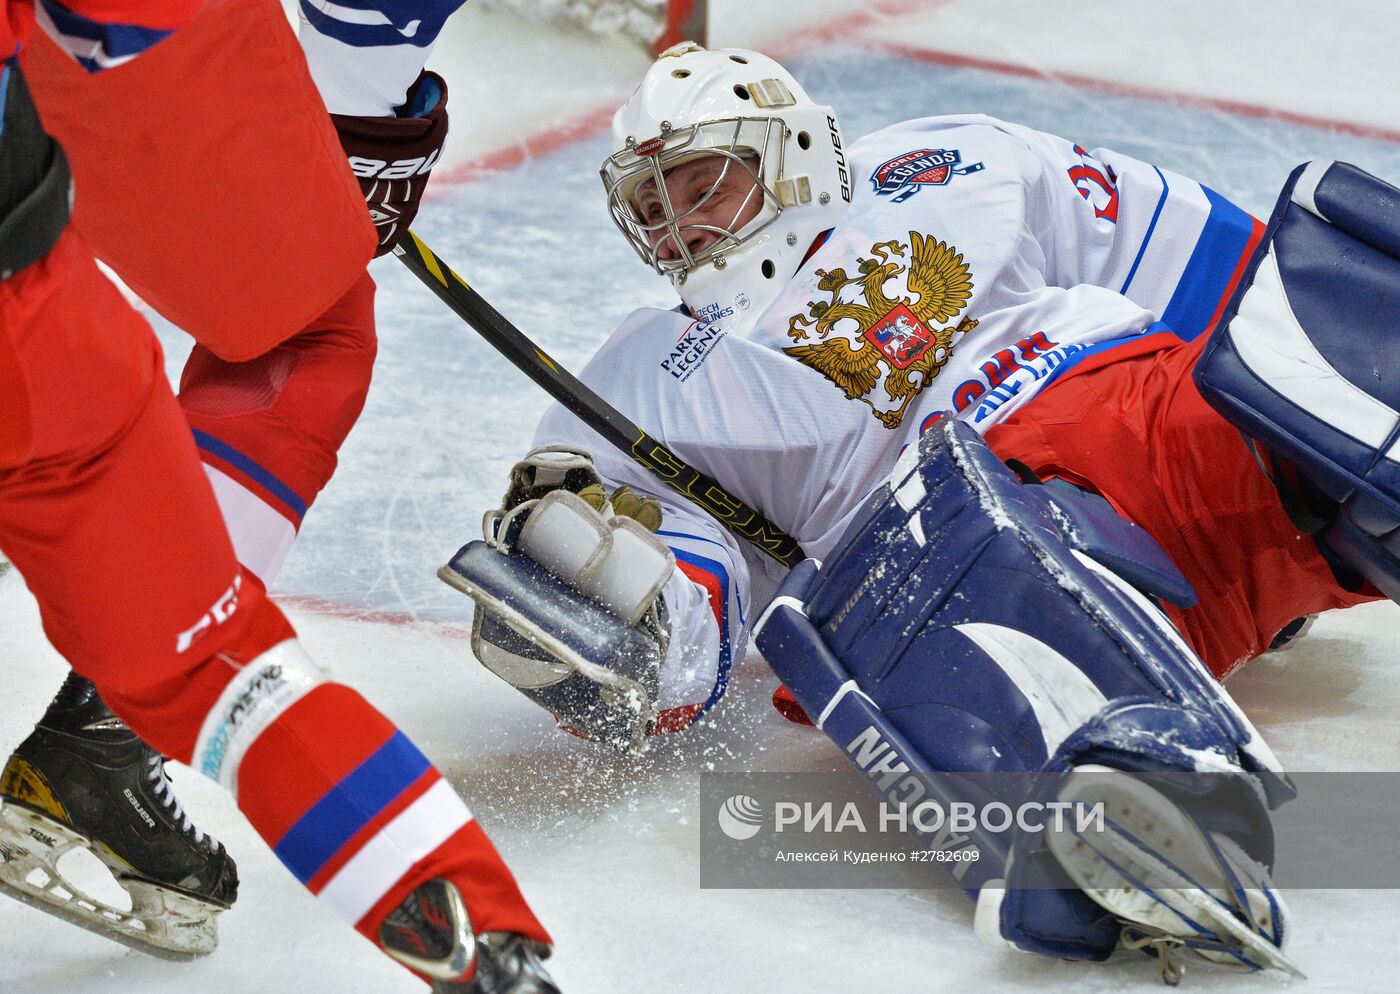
[2, 0, 201, 66]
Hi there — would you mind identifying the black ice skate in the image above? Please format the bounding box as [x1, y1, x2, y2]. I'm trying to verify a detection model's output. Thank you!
[0, 673, 237, 959]
[380, 878, 562, 993]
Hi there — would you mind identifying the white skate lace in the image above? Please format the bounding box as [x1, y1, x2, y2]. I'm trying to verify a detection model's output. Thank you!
[144, 755, 208, 846]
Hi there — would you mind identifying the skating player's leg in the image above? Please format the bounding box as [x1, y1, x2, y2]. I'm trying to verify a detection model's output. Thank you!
[19, 0, 386, 587]
[0, 55, 240, 956]
[0, 234, 558, 989]
[0, 20, 247, 948]
[9, 0, 442, 950]
[177, 57, 449, 580]
[0, 66, 556, 989]
[23, 0, 448, 587]
[177, 272, 379, 580]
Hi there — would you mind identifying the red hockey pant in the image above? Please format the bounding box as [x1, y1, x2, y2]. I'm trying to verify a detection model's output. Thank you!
[0, 230, 546, 957]
[23, 0, 381, 581]
[985, 332, 1380, 679]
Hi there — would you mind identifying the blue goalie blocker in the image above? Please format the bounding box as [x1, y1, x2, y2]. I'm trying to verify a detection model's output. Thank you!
[1196, 159, 1400, 600]
[754, 418, 1293, 965]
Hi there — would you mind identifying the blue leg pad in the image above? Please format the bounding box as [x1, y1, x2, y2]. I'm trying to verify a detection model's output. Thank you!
[755, 417, 1290, 961]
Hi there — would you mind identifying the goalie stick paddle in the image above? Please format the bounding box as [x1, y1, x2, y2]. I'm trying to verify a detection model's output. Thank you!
[394, 230, 806, 569]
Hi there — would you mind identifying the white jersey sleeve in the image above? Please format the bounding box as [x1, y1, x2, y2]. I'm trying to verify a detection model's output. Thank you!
[652, 503, 751, 731]
[297, 0, 466, 115]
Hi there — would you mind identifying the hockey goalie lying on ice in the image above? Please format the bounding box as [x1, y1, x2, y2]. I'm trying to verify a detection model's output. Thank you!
[439, 42, 1400, 983]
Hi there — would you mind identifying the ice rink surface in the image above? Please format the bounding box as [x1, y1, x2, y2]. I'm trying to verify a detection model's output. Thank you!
[4, 1, 1400, 990]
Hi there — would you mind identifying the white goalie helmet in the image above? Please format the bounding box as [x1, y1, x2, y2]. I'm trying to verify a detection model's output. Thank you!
[602, 43, 852, 336]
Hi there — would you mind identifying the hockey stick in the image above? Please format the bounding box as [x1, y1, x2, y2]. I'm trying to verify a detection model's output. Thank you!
[394, 230, 805, 569]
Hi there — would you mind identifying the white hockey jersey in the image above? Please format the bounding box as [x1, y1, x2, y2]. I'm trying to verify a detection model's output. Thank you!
[533, 114, 1264, 729]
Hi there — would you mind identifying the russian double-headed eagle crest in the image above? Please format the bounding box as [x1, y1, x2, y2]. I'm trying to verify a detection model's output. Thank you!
[785, 231, 978, 429]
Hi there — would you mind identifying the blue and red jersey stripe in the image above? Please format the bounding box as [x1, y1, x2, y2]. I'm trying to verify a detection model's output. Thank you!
[192, 429, 309, 525]
[1160, 186, 1266, 341]
[671, 548, 733, 711]
[273, 730, 435, 886]
[654, 532, 743, 730]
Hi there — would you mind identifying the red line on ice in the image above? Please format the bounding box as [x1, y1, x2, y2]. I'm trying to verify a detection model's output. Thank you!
[869, 41, 1400, 145]
[274, 594, 473, 639]
[428, 0, 1397, 196]
[430, 105, 620, 189]
[426, 0, 953, 191]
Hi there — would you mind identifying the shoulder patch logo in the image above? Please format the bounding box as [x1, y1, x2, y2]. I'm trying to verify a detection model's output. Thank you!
[784, 233, 979, 429]
[870, 148, 985, 203]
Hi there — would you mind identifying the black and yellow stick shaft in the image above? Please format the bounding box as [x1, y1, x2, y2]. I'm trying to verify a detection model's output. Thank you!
[395, 230, 806, 569]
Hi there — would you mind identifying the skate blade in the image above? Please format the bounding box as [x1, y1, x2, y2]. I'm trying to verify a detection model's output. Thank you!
[1047, 765, 1303, 980]
[0, 801, 221, 960]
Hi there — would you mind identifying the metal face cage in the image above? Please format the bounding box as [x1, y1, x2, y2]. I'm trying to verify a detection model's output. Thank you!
[602, 116, 787, 279]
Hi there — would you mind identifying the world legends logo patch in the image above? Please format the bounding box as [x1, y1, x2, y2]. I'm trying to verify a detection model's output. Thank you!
[870, 148, 984, 203]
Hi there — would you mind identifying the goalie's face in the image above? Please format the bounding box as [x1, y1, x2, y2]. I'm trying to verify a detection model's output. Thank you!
[632, 152, 767, 265]
[602, 115, 786, 283]
[605, 45, 850, 336]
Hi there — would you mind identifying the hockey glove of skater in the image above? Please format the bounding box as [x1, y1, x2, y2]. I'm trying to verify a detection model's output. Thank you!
[331, 70, 449, 256]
